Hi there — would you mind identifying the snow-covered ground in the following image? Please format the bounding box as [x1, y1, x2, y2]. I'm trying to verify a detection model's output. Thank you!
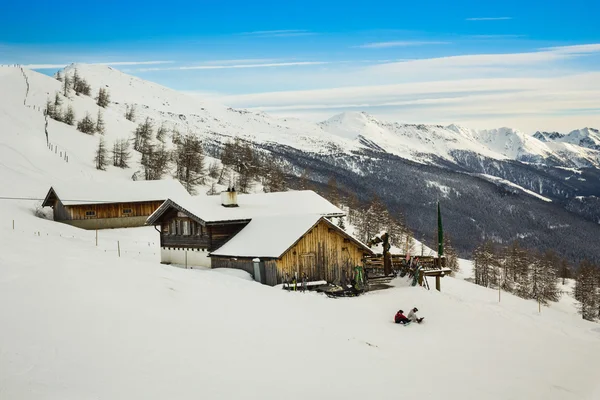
[1, 205, 600, 399]
[1, 64, 600, 399]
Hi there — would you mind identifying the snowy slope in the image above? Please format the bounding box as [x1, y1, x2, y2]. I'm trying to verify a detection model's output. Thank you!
[59, 64, 360, 155]
[1, 203, 600, 400]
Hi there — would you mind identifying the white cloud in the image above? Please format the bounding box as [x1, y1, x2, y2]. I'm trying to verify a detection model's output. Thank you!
[466, 17, 512, 21]
[356, 41, 450, 48]
[190, 44, 600, 132]
[23, 60, 174, 69]
[130, 61, 330, 72]
[541, 44, 600, 54]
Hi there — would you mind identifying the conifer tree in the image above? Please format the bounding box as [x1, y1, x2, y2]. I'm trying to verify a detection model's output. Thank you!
[174, 134, 205, 193]
[573, 260, 599, 321]
[96, 87, 110, 108]
[125, 104, 136, 122]
[54, 92, 62, 108]
[156, 122, 167, 143]
[63, 75, 71, 97]
[263, 161, 287, 193]
[63, 105, 75, 125]
[112, 138, 131, 168]
[133, 117, 153, 151]
[77, 112, 96, 134]
[94, 138, 108, 170]
[45, 98, 55, 119]
[95, 109, 105, 134]
[56, 71, 63, 82]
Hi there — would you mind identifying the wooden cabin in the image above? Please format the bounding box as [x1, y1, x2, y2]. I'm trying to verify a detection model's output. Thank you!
[146, 189, 372, 285]
[42, 180, 189, 230]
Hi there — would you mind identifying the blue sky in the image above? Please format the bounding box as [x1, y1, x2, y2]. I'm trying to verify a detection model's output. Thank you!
[2, 0, 600, 131]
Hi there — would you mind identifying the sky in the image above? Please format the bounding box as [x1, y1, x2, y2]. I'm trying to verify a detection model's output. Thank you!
[1, 0, 600, 132]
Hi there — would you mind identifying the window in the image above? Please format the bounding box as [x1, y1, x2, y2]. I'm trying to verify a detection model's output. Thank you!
[85, 210, 96, 217]
[122, 208, 132, 215]
[176, 220, 182, 235]
[183, 220, 190, 236]
[170, 220, 176, 235]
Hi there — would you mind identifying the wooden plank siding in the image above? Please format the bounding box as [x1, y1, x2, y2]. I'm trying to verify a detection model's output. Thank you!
[61, 201, 164, 221]
[206, 223, 248, 251]
[211, 258, 255, 276]
[275, 219, 368, 284]
[157, 213, 248, 252]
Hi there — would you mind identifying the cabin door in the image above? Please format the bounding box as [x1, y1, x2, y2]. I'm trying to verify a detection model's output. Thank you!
[300, 253, 316, 282]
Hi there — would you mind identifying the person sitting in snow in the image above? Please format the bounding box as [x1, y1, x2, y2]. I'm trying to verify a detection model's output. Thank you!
[394, 310, 410, 324]
[407, 307, 424, 323]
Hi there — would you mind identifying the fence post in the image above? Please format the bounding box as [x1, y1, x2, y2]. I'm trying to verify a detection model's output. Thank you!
[12, 220, 14, 230]
[118, 241, 120, 257]
[185, 250, 188, 269]
[95, 229, 98, 246]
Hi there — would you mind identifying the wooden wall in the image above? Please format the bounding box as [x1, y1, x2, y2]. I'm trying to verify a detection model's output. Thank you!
[276, 220, 368, 284]
[157, 211, 248, 252]
[60, 201, 164, 221]
[207, 223, 248, 251]
[211, 258, 255, 276]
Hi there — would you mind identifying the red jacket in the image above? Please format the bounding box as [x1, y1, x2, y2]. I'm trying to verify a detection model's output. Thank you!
[395, 312, 408, 323]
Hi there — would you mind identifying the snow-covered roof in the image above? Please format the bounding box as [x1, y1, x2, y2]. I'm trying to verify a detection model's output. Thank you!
[210, 215, 371, 258]
[147, 190, 345, 225]
[43, 180, 189, 206]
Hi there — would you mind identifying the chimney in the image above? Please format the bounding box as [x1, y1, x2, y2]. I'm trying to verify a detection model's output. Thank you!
[221, 186, 239, 207]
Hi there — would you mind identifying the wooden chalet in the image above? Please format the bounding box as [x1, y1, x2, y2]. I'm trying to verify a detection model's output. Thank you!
[146, 189, 373, 285]
[42, 180, 189, 230]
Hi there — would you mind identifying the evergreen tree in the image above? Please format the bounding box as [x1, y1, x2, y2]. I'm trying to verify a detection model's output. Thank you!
[141, 142, 170, 180]
[54, 92, 62, 108]
[133, 117, 153, 151]
[125, 104, 136, 122]
[174, 134, 205, 193]
[538, 250, 561, 304]
[558, 259, 571, 285]
[208, 161, 221, 179]
[96, 87, 110, 108]
[473, 240, 500, 288]
[63, 75, 71, 97]
[573, 260, 599, 321]
[56, 71, 63, 82]
[72, 69, 80, 92]
[45, 98, 55, 119]
[263, 161, 287, 193]
[156, 122, 167, 143]
[111, 138, 131, 168]
[94, 138, 108, 170]
[63, 105, 75, 125]
[77, 112, 96, 134]
[95, 109, 105, 134]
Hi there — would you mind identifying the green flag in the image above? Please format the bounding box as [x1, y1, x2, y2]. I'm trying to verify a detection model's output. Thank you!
[437, 201, 444, 257]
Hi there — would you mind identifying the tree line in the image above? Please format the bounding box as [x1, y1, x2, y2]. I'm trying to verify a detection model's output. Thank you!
[472, 239, 600, 321]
